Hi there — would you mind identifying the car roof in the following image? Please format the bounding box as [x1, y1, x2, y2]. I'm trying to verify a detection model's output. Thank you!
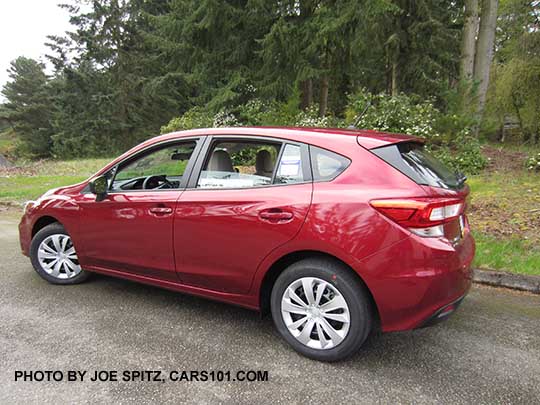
[151, 127, 423, 150]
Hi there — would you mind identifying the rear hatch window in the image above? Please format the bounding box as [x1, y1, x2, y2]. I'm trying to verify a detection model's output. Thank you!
[371, 142, 465, 190]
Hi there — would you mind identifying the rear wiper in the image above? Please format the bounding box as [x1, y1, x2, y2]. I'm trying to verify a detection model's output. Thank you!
[456, 171, 467, 186]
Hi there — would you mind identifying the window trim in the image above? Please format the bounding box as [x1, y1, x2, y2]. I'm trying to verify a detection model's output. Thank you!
[104, 137, 204, 194]
[187, 135, 312, 190]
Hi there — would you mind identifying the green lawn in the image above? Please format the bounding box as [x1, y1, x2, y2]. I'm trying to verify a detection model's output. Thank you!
[474, 233, 540, 276]
[0, 158, 111, 204]
[467, 170, 540, 276]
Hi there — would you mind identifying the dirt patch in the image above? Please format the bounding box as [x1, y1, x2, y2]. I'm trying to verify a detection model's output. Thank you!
[469, 145, 540, 245]
[0, 161, 43, 177]
[482, 145, 528, 173]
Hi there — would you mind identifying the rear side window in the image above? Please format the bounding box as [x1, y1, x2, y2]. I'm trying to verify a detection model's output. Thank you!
[310, 146, 351, 181]
[274, 144, 306, 184]
[371, 142, 464, 190]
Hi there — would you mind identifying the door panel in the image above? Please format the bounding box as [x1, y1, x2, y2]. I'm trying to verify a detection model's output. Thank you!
[174, 183, 313, 294]
[78, 191, 181, 281]
[76, 138, 203, 280]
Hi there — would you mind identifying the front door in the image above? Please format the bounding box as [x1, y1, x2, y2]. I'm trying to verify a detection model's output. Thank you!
[78, 139, 201, 281]
[174, 137, 313, 294]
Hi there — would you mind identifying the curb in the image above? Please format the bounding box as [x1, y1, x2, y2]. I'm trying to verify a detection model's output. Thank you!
[473, 268, 540, 294]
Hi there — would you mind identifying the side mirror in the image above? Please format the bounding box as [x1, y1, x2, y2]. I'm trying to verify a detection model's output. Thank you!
[89, 175, 108, 201]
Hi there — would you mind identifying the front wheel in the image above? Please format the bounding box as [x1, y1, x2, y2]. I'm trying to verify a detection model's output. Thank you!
[29, 223, 90, 285]
[271, 258, 372, 361]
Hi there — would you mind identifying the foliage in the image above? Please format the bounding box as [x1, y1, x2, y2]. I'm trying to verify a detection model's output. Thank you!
[160, 107, 214, 133]
[345, 90, 441, 140]
[526, 151, 540, 171]
[345, 90, 487, 174]
[0, 0, 533, 159]
[432, 139, 487, 175]
[0, 57, 55, 157]
[485, 0, 540, 144]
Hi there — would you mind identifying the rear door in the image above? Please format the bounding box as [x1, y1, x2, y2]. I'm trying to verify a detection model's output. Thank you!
[174, 136, 313, 294]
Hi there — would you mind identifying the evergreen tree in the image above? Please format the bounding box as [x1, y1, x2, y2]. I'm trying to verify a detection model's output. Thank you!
[0, 57, 55, 157]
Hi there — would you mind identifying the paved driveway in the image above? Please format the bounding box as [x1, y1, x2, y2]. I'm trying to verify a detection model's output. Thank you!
[0, 214, 539, 404]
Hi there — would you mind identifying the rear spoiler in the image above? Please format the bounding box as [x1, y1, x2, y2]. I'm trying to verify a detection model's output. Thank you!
[356, 132, 425, 150]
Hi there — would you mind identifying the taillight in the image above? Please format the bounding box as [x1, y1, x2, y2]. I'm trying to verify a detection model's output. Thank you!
[370, 198, 465, 238]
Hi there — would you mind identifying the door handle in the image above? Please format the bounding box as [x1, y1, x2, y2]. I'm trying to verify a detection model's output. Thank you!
[149, 206, 173, 215]
[259, 209, 294, 222]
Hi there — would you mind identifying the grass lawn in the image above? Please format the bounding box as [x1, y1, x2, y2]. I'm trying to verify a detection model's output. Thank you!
[0, 158, 111, 204]
[467, 157, 540, 276]
[473, 233, 540, 276]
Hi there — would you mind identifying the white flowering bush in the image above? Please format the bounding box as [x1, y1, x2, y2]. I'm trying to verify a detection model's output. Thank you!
[345, 90, 441, 141]
[294, 105, 330, 127]
[212, 110, 240, 127]
[161, 91, 487, 175]
[526, 152, 540, 171]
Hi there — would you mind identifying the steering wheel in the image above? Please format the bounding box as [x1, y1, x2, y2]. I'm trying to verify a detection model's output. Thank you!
[142, 175, 174, 190]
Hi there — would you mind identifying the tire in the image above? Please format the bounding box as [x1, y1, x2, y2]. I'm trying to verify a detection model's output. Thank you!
[271, 258, 372, 362]
[29, 222, 90, 285]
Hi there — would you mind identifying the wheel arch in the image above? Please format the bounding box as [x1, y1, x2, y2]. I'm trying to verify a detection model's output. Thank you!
[32, 215, 61, 237]
[258, 250, 380, 327]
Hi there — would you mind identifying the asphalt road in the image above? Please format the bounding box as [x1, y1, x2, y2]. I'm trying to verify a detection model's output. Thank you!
[1, 213, 539, 404]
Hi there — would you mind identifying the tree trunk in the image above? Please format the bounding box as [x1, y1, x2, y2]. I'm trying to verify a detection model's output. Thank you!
[391, 61, 399, 96]
[319, 76, 329, 117]
[300, 79, 313, 110]
[473, 0, 499, 135]
[460, 0, 479, 81]
[460, 0, 479, 109]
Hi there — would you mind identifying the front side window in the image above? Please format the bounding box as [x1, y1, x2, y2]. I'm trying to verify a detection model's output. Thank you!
[197, 140, 282, 189]
[111, 141, 197, 191]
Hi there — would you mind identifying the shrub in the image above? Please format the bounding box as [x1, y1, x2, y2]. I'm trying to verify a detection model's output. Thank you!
[236, 98, 299, 126]
[294, 105, 331, 127]
[345, 90, 487, 174]
[345, 90, 441, 142]
[526, 152, 540, 171]
[163, 92, 488, 175]
[212, 110, 239, 127]
[160, 107, 214, 133]
[431, 133, 487, 175]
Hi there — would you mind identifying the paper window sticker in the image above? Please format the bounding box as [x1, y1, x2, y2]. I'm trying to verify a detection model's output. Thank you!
[279, 159, 300, 176]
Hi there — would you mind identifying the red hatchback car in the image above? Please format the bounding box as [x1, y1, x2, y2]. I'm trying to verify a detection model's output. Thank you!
[19, 127, 474, 361]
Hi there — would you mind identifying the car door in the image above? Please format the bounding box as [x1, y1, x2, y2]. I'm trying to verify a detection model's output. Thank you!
[77, 138, 203, 281]
[174, 136, 313, 294]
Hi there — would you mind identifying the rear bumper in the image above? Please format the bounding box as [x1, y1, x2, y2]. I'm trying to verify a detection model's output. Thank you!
[416, 294, 466, 328]
[358, 232, 474, 332]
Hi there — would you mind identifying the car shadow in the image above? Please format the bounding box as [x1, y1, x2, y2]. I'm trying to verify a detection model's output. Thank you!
[85, 273, 449, 365]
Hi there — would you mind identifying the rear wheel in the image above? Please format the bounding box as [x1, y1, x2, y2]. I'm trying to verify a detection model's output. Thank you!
[271, 258, 372, 361]
[30, 223, 89, 285]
